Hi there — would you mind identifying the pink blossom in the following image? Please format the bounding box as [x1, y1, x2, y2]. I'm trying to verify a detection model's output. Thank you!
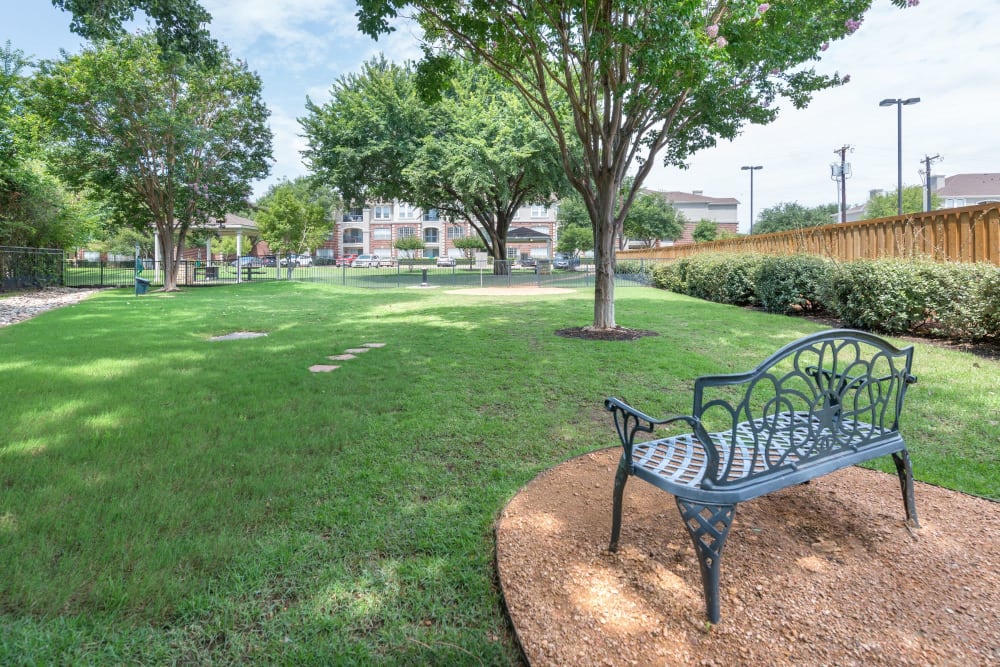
[820, 42, 829, 51]
[706, 24, 719, 39]
[758, 3, 771, 13]
[907, 0, 919, 6]
[715, 36, 728, 48]
[845, 18, 862, 34]
[842, 74, 852, 84]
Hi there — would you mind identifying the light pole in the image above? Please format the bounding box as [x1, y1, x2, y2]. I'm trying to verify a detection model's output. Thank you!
[879, 97, 920, 215]
[741, 165, 763, 233]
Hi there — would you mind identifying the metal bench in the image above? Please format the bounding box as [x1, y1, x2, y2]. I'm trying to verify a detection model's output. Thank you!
[605, 329, 919, 623]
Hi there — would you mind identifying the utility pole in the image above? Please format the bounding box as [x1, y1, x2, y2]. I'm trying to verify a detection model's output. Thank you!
[831, 145, 853, 223]
[920, 154, 942, 212]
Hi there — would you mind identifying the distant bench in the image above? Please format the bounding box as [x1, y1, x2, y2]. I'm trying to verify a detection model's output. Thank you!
[605, 329, 919, 623]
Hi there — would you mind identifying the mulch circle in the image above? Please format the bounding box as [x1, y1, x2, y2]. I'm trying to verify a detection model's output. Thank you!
[495, 447, 1000, 666]
[555, 326, 659, 341]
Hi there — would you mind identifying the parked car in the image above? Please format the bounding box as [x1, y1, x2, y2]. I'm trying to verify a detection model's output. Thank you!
[295, 255, 312, 267]
[436, 256, 456, 267]
[262, 255, 277, 267]
[352, 254, 391, 268]
[553, 255, 570, 269]
[519, 257, 537, 268]
[335, 254, 358, 267]
[230, 256, 265, 269]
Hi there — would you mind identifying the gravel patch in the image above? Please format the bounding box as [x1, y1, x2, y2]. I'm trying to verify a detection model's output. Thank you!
[0, 287, 105, 327]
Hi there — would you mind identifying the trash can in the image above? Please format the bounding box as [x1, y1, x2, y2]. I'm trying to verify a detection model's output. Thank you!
[135, 276, 151, 295]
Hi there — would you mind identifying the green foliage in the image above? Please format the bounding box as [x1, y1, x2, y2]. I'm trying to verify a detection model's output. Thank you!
[557, 226, 595, 256]
[357, 0, 918, 329]
[658, 253, 766, 306]
[556, 193, 590, 231]
[692, 219, 719, 243]
[825, 259, 1000, 339]
[51, 0, 216, 61]
[755, 255, 833, 314]
[451, 234, 485, 258]
[752, 202, 838, 234]
[624, 192, 685, 247]
[863, 185, 938, 219]
[33, 33, 272, 288]
[393, 234, 425, 255]
[254, 178, 334, 255]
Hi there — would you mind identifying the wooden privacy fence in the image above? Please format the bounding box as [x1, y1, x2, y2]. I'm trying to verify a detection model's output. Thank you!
[619, 204, 1000, 266]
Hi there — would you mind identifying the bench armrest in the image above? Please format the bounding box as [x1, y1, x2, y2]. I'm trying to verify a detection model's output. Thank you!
[605, 397, 702, 467]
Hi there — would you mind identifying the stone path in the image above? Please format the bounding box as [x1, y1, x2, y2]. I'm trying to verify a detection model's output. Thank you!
[309, 342, 386, 373]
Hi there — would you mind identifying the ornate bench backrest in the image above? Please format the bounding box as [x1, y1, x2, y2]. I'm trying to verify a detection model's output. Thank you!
[692, 330, 916, 488]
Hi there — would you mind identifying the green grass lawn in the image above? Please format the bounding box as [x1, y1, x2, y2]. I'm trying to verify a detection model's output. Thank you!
[1, 282, 996, 664]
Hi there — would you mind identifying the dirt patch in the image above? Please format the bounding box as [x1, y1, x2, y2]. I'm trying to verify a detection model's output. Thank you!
[555, 326, 659, 342]
[496, 447, 1000, 666]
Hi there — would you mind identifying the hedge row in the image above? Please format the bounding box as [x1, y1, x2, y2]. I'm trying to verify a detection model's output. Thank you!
[650, 253, 1000, 341]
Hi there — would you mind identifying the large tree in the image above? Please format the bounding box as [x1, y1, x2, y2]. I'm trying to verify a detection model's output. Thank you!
[752, 201, 838, 234]
[255, 178, 333, 264]
[33, 33, 272, 290]
[301, 58, 567, 272]
[624, 191, 685, 248]
[358, 0, 917, 331]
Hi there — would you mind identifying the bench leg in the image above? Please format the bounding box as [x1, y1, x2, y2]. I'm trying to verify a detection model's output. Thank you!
[609, 455, 630, 553]
[891, 450, 920, 528]
[676, 498, 737, 624]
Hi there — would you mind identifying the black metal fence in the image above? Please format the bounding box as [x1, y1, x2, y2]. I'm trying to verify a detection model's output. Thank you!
[62, 256, 659, 290]
[1, 246, 65, 291]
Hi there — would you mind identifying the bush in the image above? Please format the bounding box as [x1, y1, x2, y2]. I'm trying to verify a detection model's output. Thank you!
[649, 253, 763, 306]
[755, 255, 833, 315]
[823, 260, 933, 334]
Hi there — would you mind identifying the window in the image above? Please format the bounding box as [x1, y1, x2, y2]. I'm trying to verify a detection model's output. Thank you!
[343, 228, 363, 245]
[372, 227, 392, 241]
[374, 204, 392, 220]
[398, 227, 416, 238]
[448, 226, 466, 240]
[398, 203, 417, 219]
[530, 204, 548, 218]
[506, 247, 519, 259]
[424, 228, 439, 244]
[342, 208, 364, 222]
[422, 208, 440, 222]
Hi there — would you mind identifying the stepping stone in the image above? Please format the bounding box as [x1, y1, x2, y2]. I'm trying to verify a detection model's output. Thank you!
[362, 342, 386, 348]
[328, 354, 356, 361]
[309, 364, 340, 373]
[344, 348, 370, 354]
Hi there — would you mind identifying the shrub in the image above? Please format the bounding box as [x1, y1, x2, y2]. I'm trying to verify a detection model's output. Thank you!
[755, 255, 833, 315]
[823, 260, 927, 334]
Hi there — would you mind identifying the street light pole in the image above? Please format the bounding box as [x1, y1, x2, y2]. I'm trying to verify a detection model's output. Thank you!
[879, 97, 920, 216]
[741, 165, 763, 233]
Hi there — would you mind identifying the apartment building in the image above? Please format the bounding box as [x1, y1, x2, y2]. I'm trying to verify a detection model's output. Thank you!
[318, 201, 559, 262]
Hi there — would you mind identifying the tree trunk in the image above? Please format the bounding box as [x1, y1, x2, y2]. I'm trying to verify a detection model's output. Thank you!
[591, 183, 619, 330]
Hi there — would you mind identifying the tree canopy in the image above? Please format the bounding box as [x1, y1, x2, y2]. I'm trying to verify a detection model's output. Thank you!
[33, 33, 272, 289]
[357, 0, 918, 330]
[624, 192, 685, 248]
[255, 178, 334, 259]
[752, 201, 838, 234]
[863, 185, 937, 219]
[51, 0, 216, 60]
[301, 57, 567, 268]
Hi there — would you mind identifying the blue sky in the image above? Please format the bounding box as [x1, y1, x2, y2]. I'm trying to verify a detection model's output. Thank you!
[6, 1, 1000, 232]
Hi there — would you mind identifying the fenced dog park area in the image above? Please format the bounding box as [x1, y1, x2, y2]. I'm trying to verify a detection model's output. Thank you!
[0, 280, 997, 664]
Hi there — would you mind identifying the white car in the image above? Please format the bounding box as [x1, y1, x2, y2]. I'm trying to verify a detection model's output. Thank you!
[296, 255, 313, 267]
[436, 256, 457, 267]
[353, 254, 389, 268]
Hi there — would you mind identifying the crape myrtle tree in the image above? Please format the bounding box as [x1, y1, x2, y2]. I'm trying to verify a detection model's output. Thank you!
[33, 33, 272, 290]
[300, 57, 567, 274]
[357, 0, 918, 331]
